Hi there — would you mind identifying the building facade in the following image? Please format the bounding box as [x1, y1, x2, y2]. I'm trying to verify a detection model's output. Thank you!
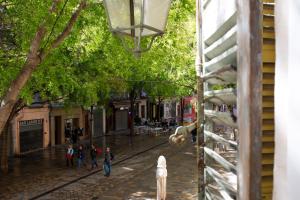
[106, 98, 148, 132]
[49, 105, 88, 146]
[9, 104, 91, 155]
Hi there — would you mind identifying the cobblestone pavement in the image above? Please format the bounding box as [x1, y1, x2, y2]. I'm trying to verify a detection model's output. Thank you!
[0, 134, 197, 200]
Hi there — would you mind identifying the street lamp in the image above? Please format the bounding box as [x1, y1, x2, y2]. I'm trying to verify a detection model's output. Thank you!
[103, 0, 172, 57]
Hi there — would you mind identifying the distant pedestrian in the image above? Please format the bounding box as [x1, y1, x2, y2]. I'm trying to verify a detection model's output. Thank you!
[103, 147, 114, 177]
[77, 144, 85, 169]
[156, 155, 167, 200]
[90, 144, 98, 170]
[66, 144, 74, 167]
[191, 128, 197, 143]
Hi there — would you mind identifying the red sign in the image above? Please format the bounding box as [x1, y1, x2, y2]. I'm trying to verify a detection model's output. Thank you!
[183, 97, 196, 125]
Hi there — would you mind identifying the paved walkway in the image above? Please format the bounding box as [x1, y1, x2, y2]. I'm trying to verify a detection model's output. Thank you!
[0, 134, 197, 200]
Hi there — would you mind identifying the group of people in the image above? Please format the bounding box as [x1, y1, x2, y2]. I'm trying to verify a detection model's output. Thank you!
[65, 144, 114, 177]
[65, 127, 83, 144]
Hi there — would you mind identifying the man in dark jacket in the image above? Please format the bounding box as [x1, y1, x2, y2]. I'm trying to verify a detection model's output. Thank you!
[104, 147, 114, 177]
[77, 144, 84, 169]
[90, 144, 98, 170]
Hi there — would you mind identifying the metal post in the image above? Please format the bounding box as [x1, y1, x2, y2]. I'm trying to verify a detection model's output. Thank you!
[195, 0, 205, 199]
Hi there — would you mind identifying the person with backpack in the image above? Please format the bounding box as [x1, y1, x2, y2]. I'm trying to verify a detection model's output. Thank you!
[90, 144, 98, 170]
[66, 144, 74, 167]
[103, 147, 114, 177]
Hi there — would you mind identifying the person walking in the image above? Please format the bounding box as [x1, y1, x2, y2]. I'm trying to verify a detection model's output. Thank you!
[77, 144, 85, 169]
[191, 128, 197, 143]
[90, 144, 98, 170]
[103, 147, 114, 177]
[66, 144, 74, 167]
[156, 155, 167, 200]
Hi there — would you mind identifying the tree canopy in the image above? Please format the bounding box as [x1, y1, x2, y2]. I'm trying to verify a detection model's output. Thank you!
[0, 0, 196, 110]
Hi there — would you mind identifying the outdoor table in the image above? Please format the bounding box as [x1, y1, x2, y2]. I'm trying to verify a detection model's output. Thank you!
[153, 127, 163, 136]
[155, 122, 162, 127]
[135, 126, 147, 134]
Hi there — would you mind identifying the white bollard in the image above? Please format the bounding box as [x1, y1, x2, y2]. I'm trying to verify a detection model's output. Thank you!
[156, 155, 167, 200]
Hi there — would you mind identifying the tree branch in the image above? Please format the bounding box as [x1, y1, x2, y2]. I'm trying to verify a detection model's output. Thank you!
[177, 82, 196, 92]
[49, 0, 62, 14]
[47, 0, 87, 51]
[28, 26, 47, 59]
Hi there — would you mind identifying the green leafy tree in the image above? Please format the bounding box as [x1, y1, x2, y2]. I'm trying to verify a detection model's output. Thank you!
[0, 0, 90, 136]
[0, 0, 196, 170]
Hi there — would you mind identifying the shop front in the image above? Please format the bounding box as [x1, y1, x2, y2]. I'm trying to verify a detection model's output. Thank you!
[19, 119, 44, 153]
[50, 106, 87, 146]
[12, 106, 50, 155]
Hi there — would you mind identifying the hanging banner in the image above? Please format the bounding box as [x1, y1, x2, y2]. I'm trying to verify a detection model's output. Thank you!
[183, 96, 196, 125]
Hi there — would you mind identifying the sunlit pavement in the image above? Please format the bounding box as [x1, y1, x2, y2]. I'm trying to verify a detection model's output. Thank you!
[0, 134, 197, 200]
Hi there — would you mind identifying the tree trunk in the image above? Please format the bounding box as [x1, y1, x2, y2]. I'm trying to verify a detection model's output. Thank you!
[0, 123, 9, 173]
[180, 97, 184, 125]
[0, 46, 45, 137]
[157, 102, 161, 122]
[0, 100, 22, 173]
[195, 0, 205, 198]
[129, 94, 135, 136]
[90, 105, 94, 146]
[157, 97, 163, 122]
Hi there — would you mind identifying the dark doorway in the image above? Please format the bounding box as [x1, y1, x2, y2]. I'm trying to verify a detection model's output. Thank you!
[115, 110, 128, 131]
[64, 118, 80, 142]
[55, 116, 62, 145]
[141, 105, 145, 118]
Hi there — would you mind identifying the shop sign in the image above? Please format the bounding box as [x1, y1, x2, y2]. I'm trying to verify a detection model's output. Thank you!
[20, 119, 43, 127]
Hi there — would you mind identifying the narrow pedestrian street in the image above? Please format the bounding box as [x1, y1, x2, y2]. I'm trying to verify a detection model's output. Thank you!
[0, 134, 197, 200]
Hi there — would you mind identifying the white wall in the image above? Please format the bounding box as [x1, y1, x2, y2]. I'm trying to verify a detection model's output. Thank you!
[203, 0, 236, 41]
[274, 1, 300, 199]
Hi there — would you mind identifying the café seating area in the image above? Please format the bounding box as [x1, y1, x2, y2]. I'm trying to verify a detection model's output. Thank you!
[134, 118, 178, 136]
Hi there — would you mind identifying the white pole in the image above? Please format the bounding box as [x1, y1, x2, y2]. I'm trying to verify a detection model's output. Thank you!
[156, 155, 167, 200]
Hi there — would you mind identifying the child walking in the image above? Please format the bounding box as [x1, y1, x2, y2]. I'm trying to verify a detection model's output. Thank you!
[66, 144, 74, 167]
